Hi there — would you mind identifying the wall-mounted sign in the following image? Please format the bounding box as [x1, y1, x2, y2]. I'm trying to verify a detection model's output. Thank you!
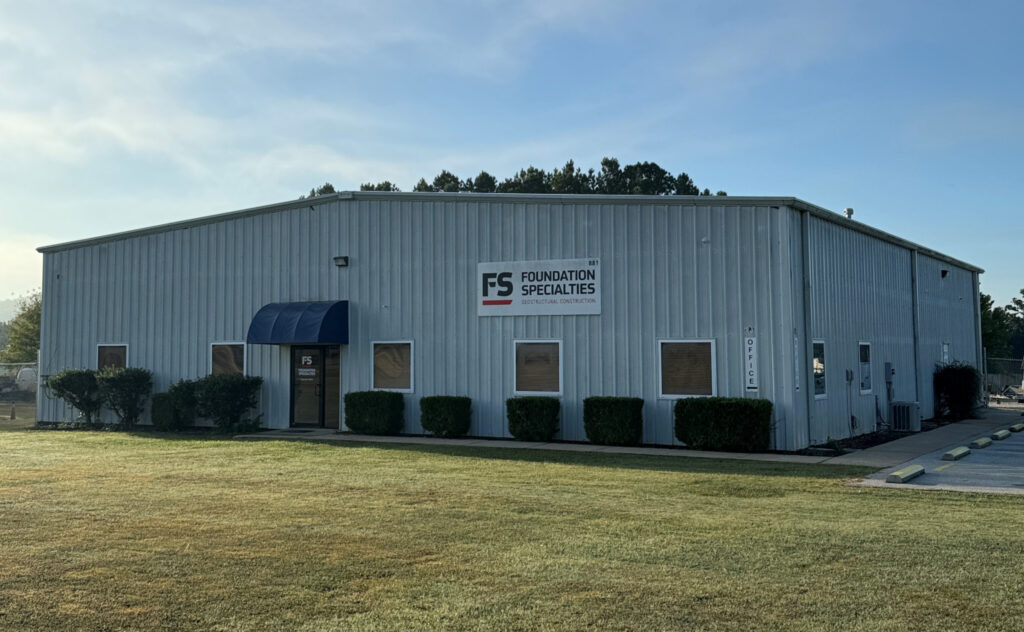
[744, 337, 758, 391]
[478, 258, 601, 316]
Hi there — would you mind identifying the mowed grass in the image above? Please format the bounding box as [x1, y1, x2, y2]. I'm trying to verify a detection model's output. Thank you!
[1, 427, 1023, 631]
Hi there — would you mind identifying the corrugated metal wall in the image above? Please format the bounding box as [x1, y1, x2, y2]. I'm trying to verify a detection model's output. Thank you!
[916, 253, 979, 418]
[805, 216, 917, 444]
[39, 196, 806, 448]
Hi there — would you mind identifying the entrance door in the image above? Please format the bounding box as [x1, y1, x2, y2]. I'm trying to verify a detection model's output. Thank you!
[290, 346, 341, 428]
[291, 347, 324, 426]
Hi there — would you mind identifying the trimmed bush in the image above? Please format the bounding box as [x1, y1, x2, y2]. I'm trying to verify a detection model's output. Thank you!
[420, 396, 472, 437]
[507, 396, 560, 441]
[195, 373, 264, 432]
[167, 379, 198, 430]
[46, 369, 103, 426]
[344, 391, 405, 435]
[583, 397, 644, 446]
[934, 362, 981, 420]
[151, 393, 174, 431]
[674, 397, 773, 452]
[97, 367, 153, 429]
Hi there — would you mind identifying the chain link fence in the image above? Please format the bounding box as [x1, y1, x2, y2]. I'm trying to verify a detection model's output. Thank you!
[986, 356, 1024, 402]
[0, 362, 38, 401]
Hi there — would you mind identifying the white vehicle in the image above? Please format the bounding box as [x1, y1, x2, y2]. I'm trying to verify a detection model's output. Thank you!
[15, 367, 37, 393]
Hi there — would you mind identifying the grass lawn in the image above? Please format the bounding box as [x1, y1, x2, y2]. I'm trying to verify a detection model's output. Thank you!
[1, 427, 1023, 631]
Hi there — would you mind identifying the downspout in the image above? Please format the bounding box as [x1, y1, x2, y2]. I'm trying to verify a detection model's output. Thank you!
[799, 209, 814, 446]
[910, 250, 921, 404]
[972, 271, 984, 401]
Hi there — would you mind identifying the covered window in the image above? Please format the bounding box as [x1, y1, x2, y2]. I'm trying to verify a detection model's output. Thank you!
[373, 341, 413, 392]
[659, 340, 716, 398]
[514, 341, 561, 394]
[211, 343, 245, 375]
[813, 340, 826, 398]
[97, 345, 127, 370]
[859, 342, 872, 394]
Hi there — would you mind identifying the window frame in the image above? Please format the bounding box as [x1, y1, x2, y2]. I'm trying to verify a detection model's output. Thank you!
[657, 338, 717, 400]
[371, 340, 414, 393]
[96, 343, 129, 370]
[858, 341, 872, 395]
[210, 341, 246, 376]
[812, 339, 827, 400]
[513, 339, 563, 396]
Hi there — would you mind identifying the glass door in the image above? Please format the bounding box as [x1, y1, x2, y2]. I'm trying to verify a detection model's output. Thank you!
[291, 347, 323, 426]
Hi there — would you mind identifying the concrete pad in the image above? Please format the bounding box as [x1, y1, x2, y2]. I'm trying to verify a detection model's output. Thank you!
[1009, 423, 1024, 433]
[886, 464, 925, 483]
[992, 429, 1012, 441]
[862, 411, 1024, 494]
[941, 446, 970, 461]
[824, 412, 1011, 468]
[970, 437, 993, 449]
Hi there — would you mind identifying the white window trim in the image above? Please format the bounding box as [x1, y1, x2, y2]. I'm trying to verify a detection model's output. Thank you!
[657, 338, 717, 399]
[96, 343, 129, 369]
[371, 340, 414, 393]
[513, 339, 563, 396]
[210, 341, 247, 375]
[858, 341, 872, 395]
[812, 339, 827, 400]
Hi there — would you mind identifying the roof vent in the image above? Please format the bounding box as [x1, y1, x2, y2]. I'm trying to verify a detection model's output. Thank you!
[843, 207, 854, 219]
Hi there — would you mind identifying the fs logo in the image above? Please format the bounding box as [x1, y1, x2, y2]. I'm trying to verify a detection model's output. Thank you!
[481, 272, 513, 305]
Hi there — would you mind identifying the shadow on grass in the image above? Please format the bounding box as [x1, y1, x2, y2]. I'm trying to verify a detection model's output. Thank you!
[322, 440, 873, 479]
[21, 426, 873, 480]
[226, 431, 871, 480]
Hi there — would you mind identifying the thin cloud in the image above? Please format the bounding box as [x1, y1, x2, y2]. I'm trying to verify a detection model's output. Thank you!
[903, 100, 1024, 149]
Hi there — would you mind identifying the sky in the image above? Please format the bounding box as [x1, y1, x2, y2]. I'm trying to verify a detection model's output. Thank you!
[0, 0, 1021, 311]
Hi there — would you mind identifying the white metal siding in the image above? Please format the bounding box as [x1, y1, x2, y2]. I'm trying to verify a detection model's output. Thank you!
[806, 216, 917, 443]
[916, 254, 979, 418]
[39, 197, 803, 447]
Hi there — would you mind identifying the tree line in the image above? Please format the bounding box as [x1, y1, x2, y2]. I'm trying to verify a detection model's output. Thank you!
[981, 289, 1024, 359]
[302, 157, 727, 198]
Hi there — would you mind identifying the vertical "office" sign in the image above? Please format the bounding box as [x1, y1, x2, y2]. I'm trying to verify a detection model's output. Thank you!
[744, 336, 758, 391]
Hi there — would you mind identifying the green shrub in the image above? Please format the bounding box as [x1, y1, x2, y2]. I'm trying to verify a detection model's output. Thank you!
[97, 367, 153, 429]
[194, 373, 263, 432]
[420, 396, 472, 437]
[583, 397, 644, 446]
[344, 391, 404, 435]
[151, 393, 174, 431]
[46, 369, 103, 426]
[934, 362, 981, 420]
[506, 396, 560, 441]
[674, 397, 773, 452]
[167, 379, 198, 430]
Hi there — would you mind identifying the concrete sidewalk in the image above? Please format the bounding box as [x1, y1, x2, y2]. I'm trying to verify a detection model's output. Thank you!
[821, 410, 1017, 468]
[236, 408, 1021, 469]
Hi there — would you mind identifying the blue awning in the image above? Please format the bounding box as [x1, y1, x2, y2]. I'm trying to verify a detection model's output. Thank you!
[246, 301, 349, 345]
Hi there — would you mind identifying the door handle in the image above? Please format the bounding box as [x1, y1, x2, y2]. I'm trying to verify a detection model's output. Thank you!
[315, 384, 321, 397]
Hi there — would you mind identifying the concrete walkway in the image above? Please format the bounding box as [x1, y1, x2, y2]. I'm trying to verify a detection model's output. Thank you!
[236, 408, 1021, 471]
[820, 410, 1015, 468]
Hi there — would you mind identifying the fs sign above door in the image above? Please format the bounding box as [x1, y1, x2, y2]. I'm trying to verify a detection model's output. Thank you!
[478, 258, 601, 316]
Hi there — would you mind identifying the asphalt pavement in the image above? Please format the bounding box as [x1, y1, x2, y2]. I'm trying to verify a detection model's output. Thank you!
[860, 408, 1024, 494]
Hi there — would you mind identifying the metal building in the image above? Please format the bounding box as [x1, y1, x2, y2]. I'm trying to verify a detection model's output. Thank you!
[36, 193, 982, 451]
